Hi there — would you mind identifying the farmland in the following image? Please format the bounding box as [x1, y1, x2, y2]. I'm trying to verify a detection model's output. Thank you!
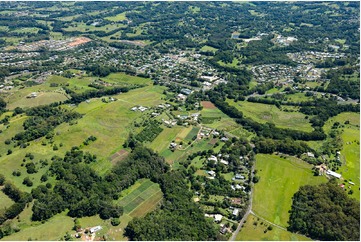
[252, 154, 327, 227]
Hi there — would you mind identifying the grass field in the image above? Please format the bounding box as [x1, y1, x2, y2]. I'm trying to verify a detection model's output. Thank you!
[253, 154, 327, 227]
[201, 101, 254, 139]
[236, 214, 311, 241]
[1, 211, 74, 241]
[200, 45, 218, 53]
[0, 191, 14, 210]
[227, 99, 313, 132]
[105, 12, 127, 21]
[6, 92, 68, 110]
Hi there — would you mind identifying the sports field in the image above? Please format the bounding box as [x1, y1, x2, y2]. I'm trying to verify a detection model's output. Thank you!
[227, 99, 313, 132]
[253, 154, 327, 227]
[236, 214, 311, 241]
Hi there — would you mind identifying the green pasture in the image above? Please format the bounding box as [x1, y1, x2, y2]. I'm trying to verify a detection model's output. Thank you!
[0, 191, 14, 210]
[227, 99, 313, 132]
[253, 154, 327, 228]
[6, 92, 68, 110]
[200, 45, 218, 53]
[236, 214, 311, 241]
[102, 72, 152, 86]
[1, 211, 74, 241]
[105, 12, 127, 21]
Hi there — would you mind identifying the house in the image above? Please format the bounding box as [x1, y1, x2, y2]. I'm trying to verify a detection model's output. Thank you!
[138, 106, 147, 112]
[221, 137, 229, 142]
[235, 174, 245, 180]
[180, 88, 192, 95]
[151, 112, 160, 117]
[208, 170, 216, 177]
[220, 225, 228, 234]
[307, 152, 315, 158]
[27, 92, 37, 98]
[90, 226, 102, 234]
[170, 142, 177, 149]
[131, 107, 138, 111]
[208, 155, 218, 162]
[220, 159, 229, 165]
[177, 93, 187, 101]
[232, 208, 239, 216]
[214, 214, 223, 222]
[326, 170, 341, 179]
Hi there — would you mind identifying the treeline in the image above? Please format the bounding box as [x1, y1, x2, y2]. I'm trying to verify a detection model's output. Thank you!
[253, 137, 314, 158]
[0, 179, 32, 228]
[64, 86, 132, 105]
[0, 97, 6, 115]
[208, 91, 326, 141]
[288, 180, 360, 241]
[12, 105, 81, 144]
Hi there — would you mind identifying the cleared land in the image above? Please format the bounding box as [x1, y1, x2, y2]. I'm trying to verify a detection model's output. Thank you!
[236, 214, 311, 241]
[6, 92, 68, 110]
[253, 154, 327, 227]
[227, 99, 313, 132]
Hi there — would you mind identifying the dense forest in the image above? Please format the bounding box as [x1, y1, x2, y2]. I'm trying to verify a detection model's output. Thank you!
[288, 180, 360, 241]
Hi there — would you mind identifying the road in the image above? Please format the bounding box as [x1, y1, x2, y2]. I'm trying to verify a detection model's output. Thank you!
[230, 160, 255, 241]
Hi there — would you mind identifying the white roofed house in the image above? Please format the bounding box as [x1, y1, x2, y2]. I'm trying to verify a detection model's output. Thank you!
[90, 226, 102, 234]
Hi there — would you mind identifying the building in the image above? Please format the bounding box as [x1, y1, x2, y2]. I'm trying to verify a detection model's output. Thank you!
[232, 208, 239, 216]
[214, 214, 223, 222]
[326, 170, 341, 179]
[180, 88, 192, 95]
[90, 226, 102, 234]
[208, 170, 216, 177]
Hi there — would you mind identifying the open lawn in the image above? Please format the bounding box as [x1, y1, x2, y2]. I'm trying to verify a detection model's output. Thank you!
[227, 99, 313, 132]
[253, 154, 327, 228]
[236, 214, 311, 241]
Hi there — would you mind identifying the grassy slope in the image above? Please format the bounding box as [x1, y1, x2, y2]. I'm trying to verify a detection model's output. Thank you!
[227, 99, 313, 132]
[253, 154, 327, 227]
[0, 191, 14, 210]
